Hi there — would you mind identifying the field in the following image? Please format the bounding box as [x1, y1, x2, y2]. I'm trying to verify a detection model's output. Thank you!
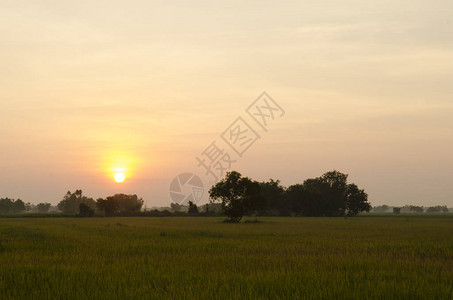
[1, 216, 452, 299]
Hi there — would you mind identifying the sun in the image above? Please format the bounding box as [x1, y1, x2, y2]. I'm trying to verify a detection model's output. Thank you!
[114, 172, 126, 183]
[109, 165, 129, 183]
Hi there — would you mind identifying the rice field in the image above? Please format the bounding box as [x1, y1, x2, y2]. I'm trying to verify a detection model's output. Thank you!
[0, 216, 452, 299]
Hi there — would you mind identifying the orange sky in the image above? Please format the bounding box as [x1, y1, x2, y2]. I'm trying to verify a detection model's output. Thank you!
[1, 0, 453, 207]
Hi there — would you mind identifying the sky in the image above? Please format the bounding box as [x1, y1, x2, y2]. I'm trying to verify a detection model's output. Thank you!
[1, 0, 453, 207]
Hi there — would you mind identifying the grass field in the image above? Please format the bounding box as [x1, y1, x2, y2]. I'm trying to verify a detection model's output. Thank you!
[1, 216, 452, 299]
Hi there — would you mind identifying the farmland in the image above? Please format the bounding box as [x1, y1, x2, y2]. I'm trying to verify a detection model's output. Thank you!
[1, 216, 452, 299]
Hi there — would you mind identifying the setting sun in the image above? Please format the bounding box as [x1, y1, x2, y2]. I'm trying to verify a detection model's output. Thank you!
[104, 152, 136, 185]
[114, 172, 125, 183]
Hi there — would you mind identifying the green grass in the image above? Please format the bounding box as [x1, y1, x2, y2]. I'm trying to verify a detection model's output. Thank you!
[0, 216, 452, 299]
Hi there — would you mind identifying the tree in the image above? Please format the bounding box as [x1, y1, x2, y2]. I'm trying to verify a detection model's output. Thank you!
[25, 202, 33, 212]
[287, 170, 370, 217]
[259, 179, 288, 216]
[303, 178, 332, 216]
[57, 190, 96, 214]
[202, 202, 222, 214]
[12, 199, 25, 214]
[0, 198, 13, 214]
[409, 205, 424, 213]
[188, 201, 199, 215]
[287, 177, 338, 217]
[209, 171, 263, 222]
[170, 202, 184, 212]
[95, 198, 117, 217]
[345, 184, 371, 216]
[319, 170, 349, 216]
[286, 184, 303, 215]
[79, 203, 94, 217]
[0, 198, 26, 214]
[426, 206, 449, 213]
[371, 205, 389, 213]
[96, 194, 144, 216]
[37, 202, 51, 213]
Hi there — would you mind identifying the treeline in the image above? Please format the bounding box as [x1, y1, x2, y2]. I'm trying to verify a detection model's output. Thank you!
[372, 205, 451, 214]
[208, 170, 372, 222]
[0, 198, 55, 214]
[0, 191, 145, 217]
[1, 170, 372, 220]
[0, 198, 26, 214]
[4, 170, 450, 219]
[56, 190, 144, 217]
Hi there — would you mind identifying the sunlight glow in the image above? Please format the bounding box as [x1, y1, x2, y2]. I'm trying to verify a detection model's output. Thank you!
[103, 150, 137, 184]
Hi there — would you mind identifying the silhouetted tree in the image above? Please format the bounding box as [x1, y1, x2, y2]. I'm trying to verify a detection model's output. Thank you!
[25, 202, 33, 212]
[373, 205, 390, 213]
[345, 184, 371, 216]
[170, 202, 184, 212]
[37, 202, 51, 213]
[79, 203, 94, 217]
[96, 194, 144, 216]
[57, 190, 96, 213]
[393, 207, 401, 214]
[409, 205, 424, 213]
[320, 170, 349, 216]
[381, 205, 389, 212]
[287, 178, 331, 216]
[426, 206, 449, 213]
[96, 198, 117, 217]
[188, 201, 199, 215]
[259, 179, 289, 216]
[286, 184, 306, 215]
[209, 171, 263, 222]
[287, 170, 370, 217]
[12, 199, 26, 213]
[0, 198, 26, 214]
[305, 178, 333, 216]
[0, 198, 10, 214]
[203, 202, 222, 214]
